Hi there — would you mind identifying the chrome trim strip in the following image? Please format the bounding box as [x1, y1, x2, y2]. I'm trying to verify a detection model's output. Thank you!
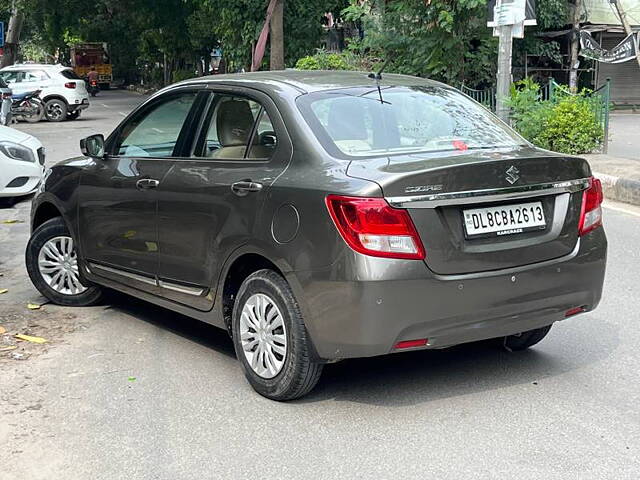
[432, 239, 581, 281]
[89, 262, 157, 286]
[157, 280, 205, 296]
[386, 178, 590, 208]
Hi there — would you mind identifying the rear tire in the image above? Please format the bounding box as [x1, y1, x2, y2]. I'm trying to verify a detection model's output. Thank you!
[231, 269, 323, 401]
[45, 99, 68, 122]
[504, 325, 552, 351]
[26, 217, 103, 306]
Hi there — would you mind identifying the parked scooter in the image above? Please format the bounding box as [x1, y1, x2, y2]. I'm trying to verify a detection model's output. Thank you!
[88, 79, 100, 97]
[11, 90, 44, 123]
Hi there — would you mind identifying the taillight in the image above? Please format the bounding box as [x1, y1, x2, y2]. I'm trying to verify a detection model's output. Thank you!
[578, 177, 603, 236]
[325, 195, 425, 260]
[64, 82, 77, 89]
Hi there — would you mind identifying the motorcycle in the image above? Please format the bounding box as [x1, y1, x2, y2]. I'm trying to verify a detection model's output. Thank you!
[11, 90, 45, 123]
[88, 79, 99, 97]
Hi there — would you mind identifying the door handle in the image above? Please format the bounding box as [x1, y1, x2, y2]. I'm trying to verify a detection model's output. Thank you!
[231, 180, 263, 196]
[136, 178, 160, 190]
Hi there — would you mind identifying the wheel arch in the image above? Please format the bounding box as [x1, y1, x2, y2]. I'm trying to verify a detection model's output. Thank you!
[32, 201, 64, 231]
[41, 94, 69, 106]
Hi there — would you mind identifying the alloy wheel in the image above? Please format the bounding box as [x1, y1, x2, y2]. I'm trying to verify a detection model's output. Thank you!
[37, 236, 87, 295]
[239, 293, 287, 379]
[46, 102, 64, 120]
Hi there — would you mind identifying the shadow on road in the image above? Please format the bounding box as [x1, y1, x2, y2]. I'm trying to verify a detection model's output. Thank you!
[101, 290, 618, 407]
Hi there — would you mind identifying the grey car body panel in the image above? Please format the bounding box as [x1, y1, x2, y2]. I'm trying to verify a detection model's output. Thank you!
[30, 70, 607, 361]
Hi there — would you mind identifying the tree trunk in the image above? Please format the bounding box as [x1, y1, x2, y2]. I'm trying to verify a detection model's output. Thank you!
[568, 0, 582, 92]
[611, 0, 640, 69]
[0, 4, 25, 68]
[269, 0, 285, 70]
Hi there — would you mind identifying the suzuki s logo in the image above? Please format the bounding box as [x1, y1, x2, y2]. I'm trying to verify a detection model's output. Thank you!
[505, 165, 520, 185]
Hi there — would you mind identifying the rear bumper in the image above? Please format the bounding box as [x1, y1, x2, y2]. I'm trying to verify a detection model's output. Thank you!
[68, 99, 90, 112]
[294, 228, 607, 360]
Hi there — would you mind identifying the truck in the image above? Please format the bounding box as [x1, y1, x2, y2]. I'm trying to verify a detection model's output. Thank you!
[70, 42, 112, 89]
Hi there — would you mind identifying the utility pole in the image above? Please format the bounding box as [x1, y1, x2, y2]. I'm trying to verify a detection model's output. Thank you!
[0, 1, 24, 68]
[611, 0, 640, 69]
[495, 1, 514, 123]
[269, 0, 285, 70]
[568, 0, 583, 91]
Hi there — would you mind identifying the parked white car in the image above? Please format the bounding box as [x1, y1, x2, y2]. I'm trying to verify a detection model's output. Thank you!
[0, 64, 90, 122]
[0, 125, 45, 202]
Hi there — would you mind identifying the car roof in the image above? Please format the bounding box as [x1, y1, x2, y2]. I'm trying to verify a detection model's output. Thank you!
[1, 63, 70, 71]
[177, 70, 446, 95]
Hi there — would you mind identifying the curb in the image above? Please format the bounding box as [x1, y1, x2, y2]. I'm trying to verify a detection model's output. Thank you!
[593, 171, 640, 206]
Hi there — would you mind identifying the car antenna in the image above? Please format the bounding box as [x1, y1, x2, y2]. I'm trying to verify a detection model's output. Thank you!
[367, 59, 390, 104]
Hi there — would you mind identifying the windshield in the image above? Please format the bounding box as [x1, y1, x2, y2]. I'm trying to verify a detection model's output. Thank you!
[297, 86, 526, 158]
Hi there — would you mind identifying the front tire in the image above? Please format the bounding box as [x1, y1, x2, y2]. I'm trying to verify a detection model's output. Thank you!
[504, 325, 552, 351]
[26, 217, 102, 306]
[231, 269, 323, 401]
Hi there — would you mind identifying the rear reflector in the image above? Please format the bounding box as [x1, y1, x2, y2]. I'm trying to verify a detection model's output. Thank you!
[64, 82, 77, 89]
[565, 306, 585, 317]
[578, 177, 603, 236]
[394, 339, 428, 349]
[325, 195, 426, 260]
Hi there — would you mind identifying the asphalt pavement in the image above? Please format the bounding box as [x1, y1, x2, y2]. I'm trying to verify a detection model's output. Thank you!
[1, 89, 639, 479]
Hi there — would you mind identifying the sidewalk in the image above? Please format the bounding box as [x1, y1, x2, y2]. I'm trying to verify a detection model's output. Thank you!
[584, 154, 640, 206]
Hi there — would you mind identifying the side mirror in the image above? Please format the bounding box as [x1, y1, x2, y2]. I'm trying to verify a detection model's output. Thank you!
[80, 134, 105, 159]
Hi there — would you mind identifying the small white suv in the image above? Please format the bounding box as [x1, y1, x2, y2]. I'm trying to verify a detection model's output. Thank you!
[0, 64, 90, 122]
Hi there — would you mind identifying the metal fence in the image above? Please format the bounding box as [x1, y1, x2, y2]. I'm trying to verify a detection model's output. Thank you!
[459, 78, 612, 153]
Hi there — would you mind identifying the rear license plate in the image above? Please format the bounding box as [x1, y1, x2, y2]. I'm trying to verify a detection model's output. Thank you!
[463, 201, 546, 238]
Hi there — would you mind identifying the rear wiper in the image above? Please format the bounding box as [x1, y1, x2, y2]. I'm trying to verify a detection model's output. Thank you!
[367, 60, 391, 105]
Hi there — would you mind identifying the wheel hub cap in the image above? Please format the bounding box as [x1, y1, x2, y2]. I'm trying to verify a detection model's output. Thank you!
[239, 293, 287, 379]
[37, 236, 88, 295]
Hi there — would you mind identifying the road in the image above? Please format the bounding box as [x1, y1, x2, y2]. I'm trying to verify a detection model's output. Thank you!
[1, 89, 639, 479]
[608, 114, 640, 160]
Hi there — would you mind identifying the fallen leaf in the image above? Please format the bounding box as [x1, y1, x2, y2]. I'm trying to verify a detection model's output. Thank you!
[0, 326, 6, 334]
[128, 376, 136, 382]
[1, 219, 22, 224]
[15, 334, 47, 344]
[27, 303, 41, 310]
[0, 345, 17, 352]
[0, 288, 7, 294]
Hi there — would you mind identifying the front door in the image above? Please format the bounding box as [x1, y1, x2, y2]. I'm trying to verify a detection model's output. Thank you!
[77, 90, 199, 289]
[155, 89, 291, 310]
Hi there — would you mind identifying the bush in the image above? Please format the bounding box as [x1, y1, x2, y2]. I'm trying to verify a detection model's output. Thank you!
[508, 79, 603, 155]
[172, 69, 196, 83]
[295, 51, 353, 71]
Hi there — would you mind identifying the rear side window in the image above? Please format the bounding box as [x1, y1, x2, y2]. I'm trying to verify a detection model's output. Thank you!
[193, 94, 277, 160]
[60, 69, 82, 80]
[113, 92, 197, 157]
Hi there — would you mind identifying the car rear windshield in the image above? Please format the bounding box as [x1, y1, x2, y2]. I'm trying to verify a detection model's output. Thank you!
[60, 69, 82, 80]
[297, 86, 526, 158]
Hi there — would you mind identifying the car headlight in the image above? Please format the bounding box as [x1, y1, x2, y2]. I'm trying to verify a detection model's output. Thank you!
[0, 141, 36, 163]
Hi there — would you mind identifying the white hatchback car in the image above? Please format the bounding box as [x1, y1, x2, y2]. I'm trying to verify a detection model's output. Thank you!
[0, 64, 90, 122]
[0, 125, 45, 203]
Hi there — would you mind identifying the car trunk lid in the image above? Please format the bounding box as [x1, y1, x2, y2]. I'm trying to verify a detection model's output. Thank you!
[347, 147, 591, 275]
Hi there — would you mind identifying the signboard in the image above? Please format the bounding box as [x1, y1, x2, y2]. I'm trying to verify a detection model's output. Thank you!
[488, 0, 536, 27]
[0, 22, 4, 48]
[582, 0, 640, 26]
[580, 30, 639, 64]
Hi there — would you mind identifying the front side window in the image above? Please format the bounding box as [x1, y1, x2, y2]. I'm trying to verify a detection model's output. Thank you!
[298, 86, 526, 158]
[0, 71, 22, 84]
[194, 94, 277, 160]
[114, 92, 197, 157]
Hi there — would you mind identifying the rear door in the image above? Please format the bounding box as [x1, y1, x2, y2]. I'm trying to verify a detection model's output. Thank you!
[155, 87, 292, 310]
[78, 89, 200, 290]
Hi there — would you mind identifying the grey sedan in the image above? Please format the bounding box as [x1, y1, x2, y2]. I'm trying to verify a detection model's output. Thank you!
[25, 71, 606, 400]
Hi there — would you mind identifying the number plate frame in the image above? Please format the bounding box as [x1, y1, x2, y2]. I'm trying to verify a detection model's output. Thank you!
[462, 201, 547, 239]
